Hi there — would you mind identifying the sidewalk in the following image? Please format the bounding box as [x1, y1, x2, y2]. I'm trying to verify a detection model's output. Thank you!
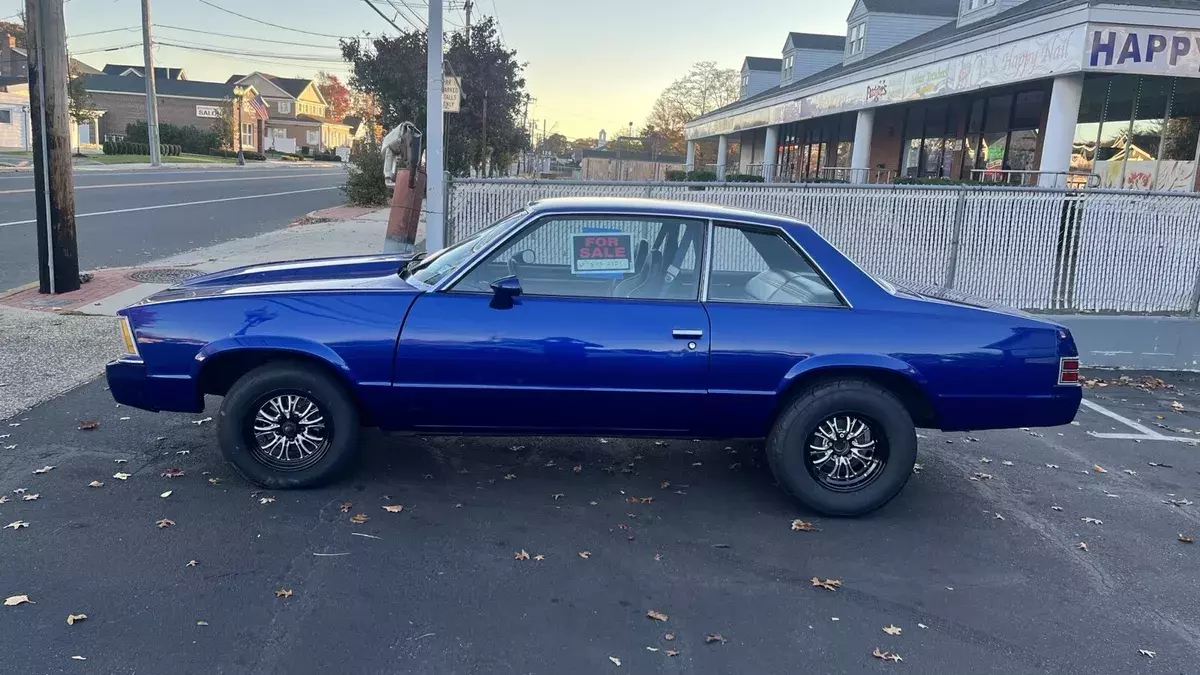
[0, 205, 392, 420]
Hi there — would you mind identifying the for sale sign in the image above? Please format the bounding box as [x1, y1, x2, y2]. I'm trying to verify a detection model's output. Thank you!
[571, 233, 632, 275]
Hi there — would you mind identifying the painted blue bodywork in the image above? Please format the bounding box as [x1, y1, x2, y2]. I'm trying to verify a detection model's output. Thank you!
[106, 198, 1081, 436]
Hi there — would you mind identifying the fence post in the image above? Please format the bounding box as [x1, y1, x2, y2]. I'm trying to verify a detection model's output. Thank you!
[942, 187, 968, 289]
[646, 182, 654, 199]
[441, 171, 452, 248]
[1190, 265, 1200, 319]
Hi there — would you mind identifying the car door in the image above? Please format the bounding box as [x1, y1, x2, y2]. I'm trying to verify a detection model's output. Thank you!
[393, 213, 711, 434]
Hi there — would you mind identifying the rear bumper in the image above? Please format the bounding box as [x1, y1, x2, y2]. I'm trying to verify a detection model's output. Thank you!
[105, 360, 204, 413]
[937, 387, 1082, 431]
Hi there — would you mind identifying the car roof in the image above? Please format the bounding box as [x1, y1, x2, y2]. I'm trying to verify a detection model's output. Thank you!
[525, 197, 810, 230]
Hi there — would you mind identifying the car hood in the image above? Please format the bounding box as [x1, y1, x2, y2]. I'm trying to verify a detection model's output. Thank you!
[136, 254, 422, 305]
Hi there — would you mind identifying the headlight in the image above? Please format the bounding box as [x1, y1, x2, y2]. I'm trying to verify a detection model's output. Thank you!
[119, 316, 141, 360]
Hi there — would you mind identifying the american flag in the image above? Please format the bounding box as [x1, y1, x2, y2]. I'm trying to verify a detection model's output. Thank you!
[249, 94, 269, 119]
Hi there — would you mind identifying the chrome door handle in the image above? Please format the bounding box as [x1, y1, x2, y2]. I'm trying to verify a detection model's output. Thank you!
[672, 329, 703, 339]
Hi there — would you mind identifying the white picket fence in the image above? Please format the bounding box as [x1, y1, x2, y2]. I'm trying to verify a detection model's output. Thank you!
[445, 179, 1200, 315]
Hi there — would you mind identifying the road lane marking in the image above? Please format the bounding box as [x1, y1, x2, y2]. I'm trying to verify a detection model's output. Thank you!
[1080, 399, 1198, 443]
[0, 186, 339, 227]
[0, 172, 339, 195]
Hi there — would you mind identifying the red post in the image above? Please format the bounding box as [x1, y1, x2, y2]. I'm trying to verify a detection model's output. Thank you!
[384, 168, 427, 254]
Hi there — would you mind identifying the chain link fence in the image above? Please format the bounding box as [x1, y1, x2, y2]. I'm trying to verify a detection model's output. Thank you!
[445, 179, 1200, 315]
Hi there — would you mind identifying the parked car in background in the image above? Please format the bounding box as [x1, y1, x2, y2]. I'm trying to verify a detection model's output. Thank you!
[106, 198, 1081, 515]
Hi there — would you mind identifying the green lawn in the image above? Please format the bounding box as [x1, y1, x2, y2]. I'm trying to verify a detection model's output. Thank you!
[85, 153, 240, 165]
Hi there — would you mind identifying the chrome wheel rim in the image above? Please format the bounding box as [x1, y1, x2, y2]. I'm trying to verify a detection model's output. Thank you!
[805, 414, 886, 492]
[247, 392, 332, 471]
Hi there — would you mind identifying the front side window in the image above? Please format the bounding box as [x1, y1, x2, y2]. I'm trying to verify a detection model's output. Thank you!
[455, 215, 706, 301]
[707, 224, 841, 306]
[404, 210, 526, 287]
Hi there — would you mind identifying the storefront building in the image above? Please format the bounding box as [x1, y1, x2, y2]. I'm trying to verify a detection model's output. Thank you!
[685, 0, 1200, 190]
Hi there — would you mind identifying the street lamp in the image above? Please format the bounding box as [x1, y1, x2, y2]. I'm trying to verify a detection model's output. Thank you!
[233, 85, 246, 166]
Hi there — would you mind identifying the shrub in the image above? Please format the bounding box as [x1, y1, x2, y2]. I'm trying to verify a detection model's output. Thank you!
[665, 169, 687, 181]
[312, 152, 342, 162]
[299, 146, 311, 156]
[126, 121, 220, 154]
[341, 135, 388, 207]
[726, 173, 765, 183]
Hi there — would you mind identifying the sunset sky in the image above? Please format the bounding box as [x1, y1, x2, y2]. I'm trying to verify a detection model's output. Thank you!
[1, 0, 855, 138]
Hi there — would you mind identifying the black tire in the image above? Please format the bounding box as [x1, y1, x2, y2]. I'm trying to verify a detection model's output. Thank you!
[217, 361, 360, 489]
[767, 379, 916, 516]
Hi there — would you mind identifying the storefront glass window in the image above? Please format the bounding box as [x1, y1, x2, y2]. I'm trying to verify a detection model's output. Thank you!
[1122, 76, 1170, 189]
[1007, 129, 1039, 171]
[1072, 76, 1112, 174]
[901, 107, 925, 177]
[983, 94, 1012, 133]
[1161, 78, 1200, 191]
[1010, 91, 1044, 130]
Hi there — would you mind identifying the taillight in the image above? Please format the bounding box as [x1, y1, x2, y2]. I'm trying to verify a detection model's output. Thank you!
[1058, 357, 1080, 385]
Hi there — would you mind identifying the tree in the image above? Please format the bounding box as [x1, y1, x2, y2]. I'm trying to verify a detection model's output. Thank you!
[212, 97, 235, 150]
[316, 71, 352, 123]
[67, 65, 96, 126]
[0, 21, 25, 49]
[643, 61, 739, 157]
[569, 137, 598, 151]
[537, 132, 569, 156]
[342, 15, 529, 176]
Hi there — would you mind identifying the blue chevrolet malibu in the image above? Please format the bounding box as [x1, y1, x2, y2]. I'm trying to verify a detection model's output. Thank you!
[107, 198, 1081, 515]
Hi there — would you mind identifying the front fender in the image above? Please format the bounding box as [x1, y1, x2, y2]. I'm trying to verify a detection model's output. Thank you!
[192, 336, 353, 380]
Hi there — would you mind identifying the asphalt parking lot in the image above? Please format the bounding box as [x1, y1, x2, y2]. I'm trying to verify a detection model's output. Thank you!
[1, 371, 1198, 674]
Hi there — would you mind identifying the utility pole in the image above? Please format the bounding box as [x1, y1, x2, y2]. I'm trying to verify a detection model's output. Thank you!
[25, 0, 79, 294]
[480, 89, 487, 177]
[140, 0, 161, 166]
[425, 0, 445, 251]
[463, 0, 472, 39]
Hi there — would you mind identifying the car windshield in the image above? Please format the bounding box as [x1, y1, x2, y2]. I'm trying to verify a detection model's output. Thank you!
[402, 210, 526, 287]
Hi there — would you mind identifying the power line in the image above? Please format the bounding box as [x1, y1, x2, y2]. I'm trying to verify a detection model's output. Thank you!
[363, 0, 409, 31]
[154, 24, 343, 50]
[155, 43, 352, 73]
[193, 0, 357, 39]
[385, 0, 426, 30]
[490, 0, 505, 43]
[69, 25, 139, 38]
[155, 40, 348, 65]
[73, 42, 143, 55]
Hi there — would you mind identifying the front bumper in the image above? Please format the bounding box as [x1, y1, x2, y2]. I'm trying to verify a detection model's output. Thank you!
[105, 360, 204, 413]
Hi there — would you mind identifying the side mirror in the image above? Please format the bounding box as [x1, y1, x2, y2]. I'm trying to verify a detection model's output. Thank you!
[489, 275, 522, 309]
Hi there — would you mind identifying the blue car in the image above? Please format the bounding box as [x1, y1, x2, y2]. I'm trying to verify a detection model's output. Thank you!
[107, 198, 1081, 515]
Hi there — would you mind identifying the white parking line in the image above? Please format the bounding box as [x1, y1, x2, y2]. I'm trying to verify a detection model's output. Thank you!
[1081, 399, 1198, 444]
[0, 186, 338, 228]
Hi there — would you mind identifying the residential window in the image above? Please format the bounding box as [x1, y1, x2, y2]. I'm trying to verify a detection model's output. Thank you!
[270, 127, 287, 138]
[741, 73, 749, 97]
[241, 123, 254, 148]
[848, 23, 866, 56]
[967, 0, 995, 9]
[0, 109, 11, 124]
[782, 53, 794, 83]
[278, 100, 291, 114]
[454, 216, 706, 301]
[707, 224, 841, 306]
[306, 130, 320, 145]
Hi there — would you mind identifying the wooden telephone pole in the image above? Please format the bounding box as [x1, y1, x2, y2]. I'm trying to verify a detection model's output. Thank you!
[25, 0, 79, 294]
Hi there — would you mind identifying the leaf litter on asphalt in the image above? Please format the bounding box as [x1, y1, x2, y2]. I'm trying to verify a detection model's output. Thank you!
[339, 502, 353, 513]
[872, 647, 903, 662]
[4, 595, 33, 606]
[811, 577, 842, 591]
[382, 504, 403, 513]
[31, 466, 54, 474]
[113, 472, 130, 480]
[1179, 535, 1195, 543]
[883, 625, 902, 635]
[578, 551, 591, 559]
[78, 420, 99, 431]
[514, 550, 530, 561]
[646, 610, 668, 622]
[21, 494, 38, 501]
[275, 588, 293, 599]
[156, 519, 175, 529]
[704, 633, 727, 644]
[608, 656, 621, 666]
[66, 613, 87, 625]
[791, 519, 820, 532]
[1139, 649, 1156, 658]
[88, 481, 103, 488]
[161, 468, 184, 478]
[350, 513, 369, 524]
[6, 520, 29, 530]
[1081, 517, 1103, 525]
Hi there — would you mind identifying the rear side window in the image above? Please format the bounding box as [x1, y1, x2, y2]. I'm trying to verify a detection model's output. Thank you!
[707, 224, 842, 306]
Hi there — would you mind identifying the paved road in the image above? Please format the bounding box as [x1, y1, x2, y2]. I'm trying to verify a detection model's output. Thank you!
[0, 371, 1197, 673]
[0, 166, 346, 292]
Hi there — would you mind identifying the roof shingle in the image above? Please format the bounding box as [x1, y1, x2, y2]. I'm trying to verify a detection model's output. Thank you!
[786, 32, 847, 51]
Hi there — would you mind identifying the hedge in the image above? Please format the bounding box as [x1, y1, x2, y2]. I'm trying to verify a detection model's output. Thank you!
[102, 141, 181, 156]
[125, 121, 220, 155]
[311, 152, 342, 162]
[207, 148, 265, 161]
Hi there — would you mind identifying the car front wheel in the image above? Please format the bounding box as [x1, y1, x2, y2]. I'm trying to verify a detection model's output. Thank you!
[767, 379, 917, 516]
[217, 361, 361, 489]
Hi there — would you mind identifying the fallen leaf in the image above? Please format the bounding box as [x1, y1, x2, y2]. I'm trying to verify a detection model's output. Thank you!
[191, 417, 213, 425]
[1078, 542, 1089, 551]
[918, 623, 928, 629]
[659, 481, 670, 489]
[993, 512, 1005, 520]
[1046, 463, 1059, 469]
[704, 633, 727, 644]
[156, 518, 175, 528]
[160, 491, 172, 498]
[114, 459, 127, 464]
[969, 472, 993, 481]
[608, 656, 621, 666]
[4, 594, 33, 606]
[382, 504, 403, 513]
[339, 502, 353, 513]
[1093, 464, 1108, 473]
[912, 463, 923, 474]
[1001, 460, 1014, 466]
[588, 501, 598, 506]
[176, 450, 190, 455]
[664, 633, 675, 641]
[0, 496, 6, 503]
[712, 543, 730, 549]
[260, 497, 276, 505]
[1051, 505, 1063, 511]
[186, 560, 198, 567]
[665, 650, 679, 657]
[514, 550, 530, 561]
[5, 520, 29, 530]
[533, 554, 545, 561]
[599, 438, 609, 444]
[1122, 469, 1137, 476]
[196, 621, 208, 626]
[550, 494, 564, 501]
[627, 496, 653, 504]
[1179, 535, 1195, 543]
[71, 655, 86, 660]
[980, 457, 992, 464]
[1081, 517, 1103, 525]
[503, 474, 516, 480]
[1171, 401, 1185, 412]
[274, 588, 293, 599]
[113, 472, 130, 480]
[350, 513, 369, 524]
[10, 488, 23, 494]
[207, 477, 221, 485]
[573, 465, 582, 473]
[66, 613, 87, 625]
[161, 468, 184, 478]
[653, 553, 663, 561]
[578, 551, 591, 559]
[811, 577, 842, 591]
[872, 647, 903, 662]
[78, 420, 99, 431]
[21, 494, 38, 501]
[646, 647, 659, 652]
[882, 625, 902, 636]
[1139, 649, 1156, 658]
[88, 481, 103, 488]
[32, 465, 55, 474]
[647, 610, 668, 622]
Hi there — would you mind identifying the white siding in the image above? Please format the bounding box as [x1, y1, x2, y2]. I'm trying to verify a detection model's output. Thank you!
[846, 12, 953, 63]
[792, 48, 844, 82]
[957, 0, 1033, 27]
[0, 95, 30, 150]
[742, 67, 780, 99]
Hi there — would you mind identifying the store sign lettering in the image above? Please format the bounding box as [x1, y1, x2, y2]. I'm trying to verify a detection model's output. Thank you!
[1089, 28, 1198, 69]
[865, 82, 888, 101]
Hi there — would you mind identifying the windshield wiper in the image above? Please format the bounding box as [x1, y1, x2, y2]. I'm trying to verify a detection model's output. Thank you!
[398, 251, 429, 277]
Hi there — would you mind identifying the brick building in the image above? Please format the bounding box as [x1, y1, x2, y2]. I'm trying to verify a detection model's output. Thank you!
[84, 73, 264, 151]
[228, 72, 352, 153]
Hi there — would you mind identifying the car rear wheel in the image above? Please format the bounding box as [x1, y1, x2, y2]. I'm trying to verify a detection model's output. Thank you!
[217, 362, 360, 489]
[767, 379, 916, 516]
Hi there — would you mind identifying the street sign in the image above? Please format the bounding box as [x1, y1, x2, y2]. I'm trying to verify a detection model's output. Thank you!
[443, 76, 462, 113]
